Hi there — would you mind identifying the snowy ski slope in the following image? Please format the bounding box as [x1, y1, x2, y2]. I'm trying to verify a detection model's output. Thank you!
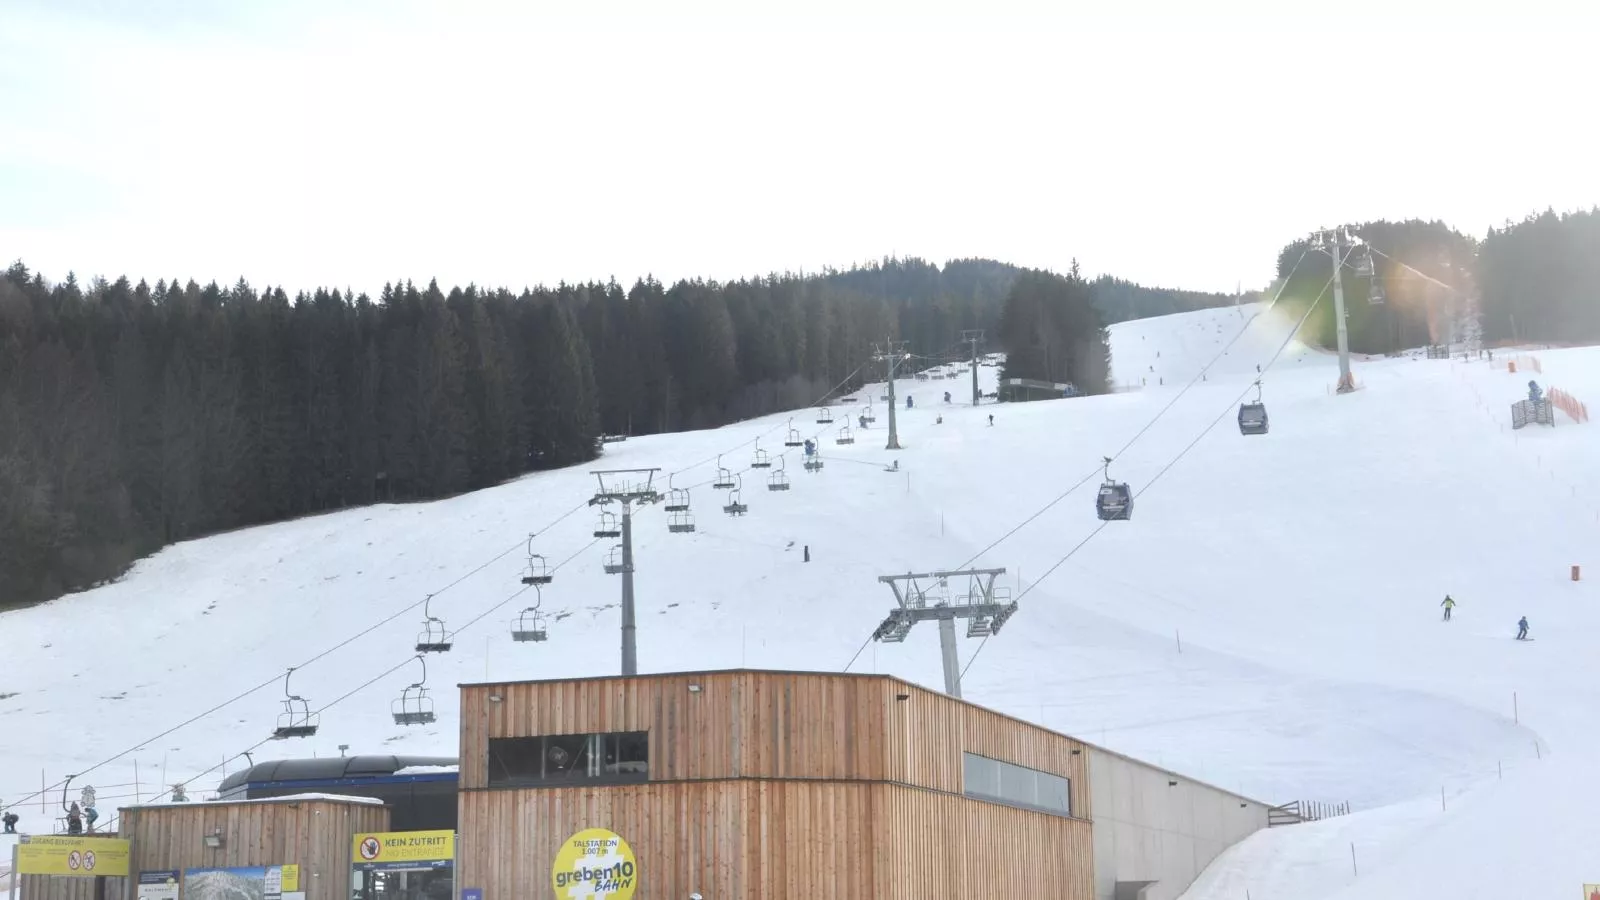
[3, 300, 1599, 897]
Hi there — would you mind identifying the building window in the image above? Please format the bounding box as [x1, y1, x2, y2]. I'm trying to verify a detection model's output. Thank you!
[487, 732, 648, 788]
[962, 752, 1071, 818]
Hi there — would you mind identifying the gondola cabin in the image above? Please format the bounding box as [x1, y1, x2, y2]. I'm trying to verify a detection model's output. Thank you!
[1238, 402, 1269, 435]
[1095, 483, 1133, 521]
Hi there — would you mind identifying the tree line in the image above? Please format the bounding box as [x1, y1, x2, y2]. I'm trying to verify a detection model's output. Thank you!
[2, 256, 1219, 607]
[1274, 209, 1600, 355]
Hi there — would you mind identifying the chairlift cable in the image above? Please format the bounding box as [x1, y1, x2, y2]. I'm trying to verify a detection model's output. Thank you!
[939, 249, 1314, 579]
[958, 274, 1335, 680]
[8, 500, 590, 809]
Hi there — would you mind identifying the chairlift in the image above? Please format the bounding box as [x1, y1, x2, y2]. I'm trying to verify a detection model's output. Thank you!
[804, 449, 824, 473]
[723, 475, 748, 516]
[751, 440, 772, 469]
[836, 424, 855, 445]
[603, 545, 627, 575]
[816, 406, 834, 425]
[668, 509, 697, 533]
[271, 667, 320, 740]
[1095, 456, 1134, 521]
[510, 598, 549, 643]
[1368, 281, 1386, 305]
[593, 510, 621, 539]
[864, 403, 877, 423]
[391, 655, 438, 726]
[784, 419, 804, 447]
[768, 457, 791, 492]
[415, 595, 453, 653]
[663, 475, 690, 512]
[1355, 250, 1375, 278]
[712, 454, 736, 490]
[520, 537, 554, 585]
[1238, 381, 1269, 435]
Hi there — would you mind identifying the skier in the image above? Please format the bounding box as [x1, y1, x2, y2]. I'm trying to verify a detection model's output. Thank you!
[84, 804, 98, 833]
[858, 414, 867, 429]
[1441, 594, 1456, 622]
[987, 414, 994, 426]
[803, 545, 810, 563]
[906, 396, 914, 409]
[943, 391, 951, 403]
[803, 439, 815, 457]
[2, 810, 18, 833]
[1528, 380, 1543, 403]
[1516, 616, 1530, 640]
[65, 802, 82, 835]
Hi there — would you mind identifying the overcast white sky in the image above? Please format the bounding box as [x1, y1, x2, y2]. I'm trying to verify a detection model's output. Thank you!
[2, 0, 1596, 295]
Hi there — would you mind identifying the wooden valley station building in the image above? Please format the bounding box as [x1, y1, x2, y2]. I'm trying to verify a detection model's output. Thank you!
[14, 671, 1271, 900]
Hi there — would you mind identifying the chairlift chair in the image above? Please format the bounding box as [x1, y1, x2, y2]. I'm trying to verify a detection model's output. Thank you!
[520, 539, 555, 585]
[391, 656, 438, 726]
[784, 419, 804, 447]
[751, 441, 772, 469]
[803, 451, 824, 473]
[593, 510, 621, 538]
[768, 457, 791, 492]
[271, 668, 320, 740]
[712, 455, 736, 490]
[817, 406, 834, 424]
[1095, 456, 1134, 521]
[603, 545, 627, 575]
[864, 403, 877, 423]
[668, 509, 697, 533]
[1238, 381, 1269, 435]
[511, 605, 548, 642]
[836, 424, 855, 445]
[664, 489, 690, 512]
[414, 595, 453, 653]
[723, 477, 748, 516]
[1368, 281, 1386, 305]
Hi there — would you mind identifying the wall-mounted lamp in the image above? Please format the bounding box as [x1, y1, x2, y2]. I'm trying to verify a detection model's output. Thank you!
[488, 693, 504, 703]
[1239, 802, 1247, 808]
[1168, 780, 1178, 788]
[1070, 749, 1082, 756]
[687, 684, 702, 693]
[203, 828, 225, 849]
[338, 744, 349, 758]
[895, 693, 910, 701]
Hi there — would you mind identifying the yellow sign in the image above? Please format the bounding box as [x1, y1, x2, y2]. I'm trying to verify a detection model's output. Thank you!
[1583, 883, 1600, 900]
[280, 865, 300, 892]
[16, 836, 131, 877]
[351, 830, 455, 869]
[551, 828, 637, 899]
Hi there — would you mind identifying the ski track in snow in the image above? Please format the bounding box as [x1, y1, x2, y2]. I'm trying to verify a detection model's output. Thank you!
[2, 303, 1598, 898]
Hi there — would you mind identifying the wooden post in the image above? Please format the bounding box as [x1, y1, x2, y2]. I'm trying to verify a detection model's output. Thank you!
[1350, 842, 1358, 876]
[1514, 691, 1519, 725]
[1572, 565, 1581, 582]
[1441, 785, 1446, 812]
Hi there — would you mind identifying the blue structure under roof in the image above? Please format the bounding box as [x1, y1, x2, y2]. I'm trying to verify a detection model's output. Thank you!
[216, 755, 458, 831]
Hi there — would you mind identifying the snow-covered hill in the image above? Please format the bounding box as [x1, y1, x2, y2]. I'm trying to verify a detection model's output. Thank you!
[3, 301, 1598, 897]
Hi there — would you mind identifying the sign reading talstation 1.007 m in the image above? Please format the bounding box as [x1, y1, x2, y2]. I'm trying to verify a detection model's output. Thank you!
[351, 831, 456, 872]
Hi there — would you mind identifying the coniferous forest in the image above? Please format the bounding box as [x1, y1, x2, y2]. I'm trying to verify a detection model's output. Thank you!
[0, 256, 1233, 607]
[5, 205, 1594, 609]
[1274, 209, 1600, 355]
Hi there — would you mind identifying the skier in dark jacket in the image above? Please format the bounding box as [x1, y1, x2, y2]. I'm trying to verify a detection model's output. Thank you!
[1528, 380, 1543, 403]
[66, 802, 83, 835]
[2, 810, 19, 833]
[1516, 616, 1530, 640]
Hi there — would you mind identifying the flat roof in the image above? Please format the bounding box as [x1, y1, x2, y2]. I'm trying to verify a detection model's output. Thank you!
[459, 668, 1272, 807]
[120, 792, 385, 812]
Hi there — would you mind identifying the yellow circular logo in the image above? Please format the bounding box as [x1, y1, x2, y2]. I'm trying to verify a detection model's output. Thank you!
[550, 828, 637, 899]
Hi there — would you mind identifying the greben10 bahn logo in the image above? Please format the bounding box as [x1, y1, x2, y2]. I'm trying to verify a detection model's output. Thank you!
[550, 828, 637, 899]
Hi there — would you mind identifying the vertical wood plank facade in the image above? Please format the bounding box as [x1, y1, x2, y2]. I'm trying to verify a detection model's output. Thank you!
[120, 798, 389, 900]
[458, 670, 1094, 899]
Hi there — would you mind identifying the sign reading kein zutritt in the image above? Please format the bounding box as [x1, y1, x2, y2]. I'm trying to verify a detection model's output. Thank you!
[351, 831, 456, 871]
[550, 828, 637, 900]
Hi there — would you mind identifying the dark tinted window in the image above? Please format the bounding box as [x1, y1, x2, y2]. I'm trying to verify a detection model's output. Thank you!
[487, 733, 648, 788]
